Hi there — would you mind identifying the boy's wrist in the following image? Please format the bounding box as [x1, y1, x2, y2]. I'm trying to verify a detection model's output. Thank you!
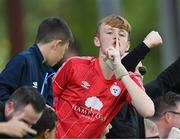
[113, 64, 128, 80]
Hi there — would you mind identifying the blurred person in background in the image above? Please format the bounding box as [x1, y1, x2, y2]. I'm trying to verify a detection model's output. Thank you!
[152, 91, 180, 138]
[32, 106, 57, 139]
[145, 56, 180, 99]
[144, 118, 159, 138]
[0, 86, 45, 138]
[52, 39, 80, 71]
[0, 16, 73, 106]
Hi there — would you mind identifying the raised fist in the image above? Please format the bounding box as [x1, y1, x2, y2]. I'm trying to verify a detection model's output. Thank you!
[143, 31, 163, 48]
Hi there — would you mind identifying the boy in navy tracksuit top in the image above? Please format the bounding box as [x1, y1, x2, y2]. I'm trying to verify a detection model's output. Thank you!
[0, 17, 73, 106]
[0, 44, 54, 105]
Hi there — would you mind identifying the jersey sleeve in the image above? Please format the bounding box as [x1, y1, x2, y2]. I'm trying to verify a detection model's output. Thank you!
[0, 55, 26, 102]
[52, 58, 74, 97]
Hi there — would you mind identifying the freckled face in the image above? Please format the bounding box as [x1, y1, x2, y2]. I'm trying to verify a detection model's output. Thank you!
[95, 23, 129, 56]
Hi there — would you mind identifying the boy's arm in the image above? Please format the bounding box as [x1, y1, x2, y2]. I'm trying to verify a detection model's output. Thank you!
[0, 55, 25, 102]
[105, 38, 155, 117]
[122, 31, 162, 72]
[113, 62, 155, 117]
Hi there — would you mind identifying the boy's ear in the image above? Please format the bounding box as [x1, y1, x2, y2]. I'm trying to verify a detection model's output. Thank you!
[44, 129, 51, 139]
[94, 36, 100, 48]
[164, 112, 172, 123]
[5, 101, 15, 116]
[53, 40, 62, 49]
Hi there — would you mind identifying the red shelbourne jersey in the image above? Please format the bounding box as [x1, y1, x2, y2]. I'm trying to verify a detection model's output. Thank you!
[53, 57, 143, 138]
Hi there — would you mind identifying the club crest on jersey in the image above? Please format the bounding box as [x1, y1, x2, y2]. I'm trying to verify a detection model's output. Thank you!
[110, 84, 121, 96]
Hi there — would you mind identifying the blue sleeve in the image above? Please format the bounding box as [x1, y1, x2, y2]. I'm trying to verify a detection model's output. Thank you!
[0, 55, 26, 102]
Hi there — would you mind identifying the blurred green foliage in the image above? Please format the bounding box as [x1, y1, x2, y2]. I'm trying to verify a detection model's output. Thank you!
[24, 0, 98, 55]
[0, 0, 10, 70]
[123, 0, 162, 83]
[0, 0, 162, 83]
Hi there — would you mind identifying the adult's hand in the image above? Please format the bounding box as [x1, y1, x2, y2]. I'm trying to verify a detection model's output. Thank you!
[143, 31, 163, 48]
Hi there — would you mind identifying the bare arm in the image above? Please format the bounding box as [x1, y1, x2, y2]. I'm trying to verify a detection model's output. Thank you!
[120, 75, 154, 117]
[105, 37, 155, 117]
